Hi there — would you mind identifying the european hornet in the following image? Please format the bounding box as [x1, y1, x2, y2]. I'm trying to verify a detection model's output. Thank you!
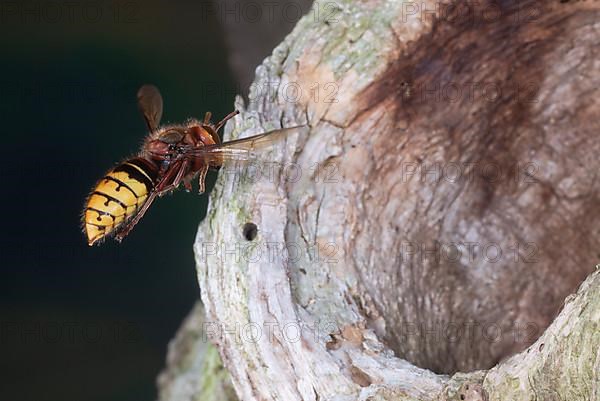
[83, 84, 301, 246]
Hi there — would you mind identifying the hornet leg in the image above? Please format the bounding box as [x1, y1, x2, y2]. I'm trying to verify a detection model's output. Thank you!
[157, 159, 189, 197]
[214, 110, 239, 132]
[197, 165, 208, 194]
[114, 160, 185, 242]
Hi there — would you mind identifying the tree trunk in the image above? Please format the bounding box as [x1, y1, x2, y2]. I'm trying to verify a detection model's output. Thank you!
[158, 1, 600, 400]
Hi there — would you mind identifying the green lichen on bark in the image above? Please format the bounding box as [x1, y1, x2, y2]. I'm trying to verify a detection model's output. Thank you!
[157, 303, 237, 401]
[196, 345, 237, 401]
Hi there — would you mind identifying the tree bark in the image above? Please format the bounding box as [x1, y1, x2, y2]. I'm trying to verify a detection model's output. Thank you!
[159, 1, 600, 400]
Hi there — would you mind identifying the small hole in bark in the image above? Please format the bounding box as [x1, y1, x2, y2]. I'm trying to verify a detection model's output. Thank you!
[460, 395, 465, 400]
[242, 223, 258, 241]
[326, 335, 341, 351]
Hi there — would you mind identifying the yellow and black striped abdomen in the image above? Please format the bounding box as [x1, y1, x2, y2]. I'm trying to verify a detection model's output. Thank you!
[83, 157, 158, 245]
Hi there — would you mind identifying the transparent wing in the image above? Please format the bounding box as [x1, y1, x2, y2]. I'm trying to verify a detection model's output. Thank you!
[137, 84, 163, 132]
[185, 126, 306, 165]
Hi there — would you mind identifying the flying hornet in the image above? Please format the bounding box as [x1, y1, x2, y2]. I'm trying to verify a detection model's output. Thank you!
[83, 84, 301, 246]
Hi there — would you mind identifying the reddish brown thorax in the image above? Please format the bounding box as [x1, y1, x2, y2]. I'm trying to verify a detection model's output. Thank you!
[146, 139, 170, 160]
[189, 125, 217, 146]
[143, 124, 220, 175]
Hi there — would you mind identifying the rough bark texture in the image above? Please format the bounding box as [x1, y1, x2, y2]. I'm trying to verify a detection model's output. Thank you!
[157, 302, 236, 401]
[158, 0, 600, 400]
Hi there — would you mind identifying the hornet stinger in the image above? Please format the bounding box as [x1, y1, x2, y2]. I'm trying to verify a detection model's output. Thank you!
[83, 84, 301, 246]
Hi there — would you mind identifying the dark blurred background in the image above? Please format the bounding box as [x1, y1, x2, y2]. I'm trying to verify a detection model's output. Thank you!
[0, 1, 308, 400]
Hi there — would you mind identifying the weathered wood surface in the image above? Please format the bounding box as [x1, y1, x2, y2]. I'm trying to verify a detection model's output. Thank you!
[158, 1, 600, 400]
[157, 302, 236, 401]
